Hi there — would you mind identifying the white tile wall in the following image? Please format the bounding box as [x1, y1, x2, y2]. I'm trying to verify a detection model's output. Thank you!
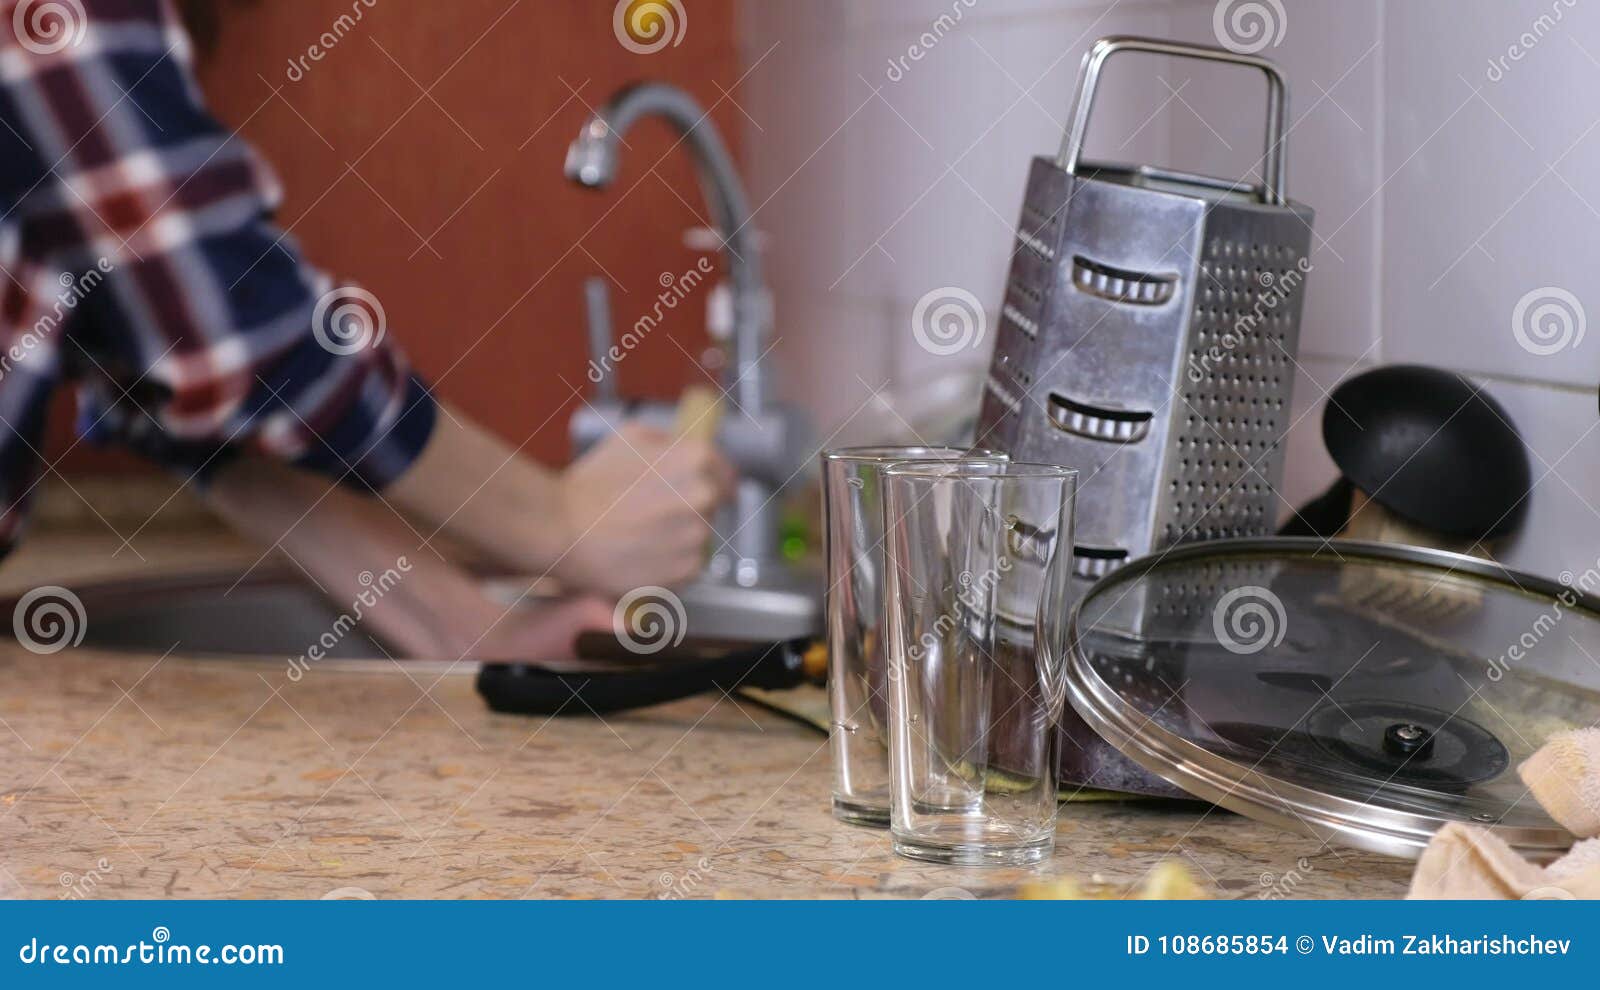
[740, 0, 1182, 416]
[1168, 0, 1385, 367]
[739, 0, 1600, 578]
[1382, 0, 1600, 393]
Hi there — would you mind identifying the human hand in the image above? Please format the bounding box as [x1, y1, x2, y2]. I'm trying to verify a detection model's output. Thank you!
[554, 422, 735, 595]
[470, 595, 616, 666]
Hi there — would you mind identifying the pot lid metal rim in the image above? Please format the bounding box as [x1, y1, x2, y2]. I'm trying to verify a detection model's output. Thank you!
[1063, 536, 1588, 862]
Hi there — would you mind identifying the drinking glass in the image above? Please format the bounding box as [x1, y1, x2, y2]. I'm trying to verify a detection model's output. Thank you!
[820, 446, 1005, 827]
[881, 461, 1077, 865]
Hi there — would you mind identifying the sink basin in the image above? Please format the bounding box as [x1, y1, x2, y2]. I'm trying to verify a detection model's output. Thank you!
[6, 566, 823, 673]
[5, 568, 480, 674]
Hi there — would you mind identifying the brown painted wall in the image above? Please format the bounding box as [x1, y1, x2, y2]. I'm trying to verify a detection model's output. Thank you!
[53, 0, 741, 472]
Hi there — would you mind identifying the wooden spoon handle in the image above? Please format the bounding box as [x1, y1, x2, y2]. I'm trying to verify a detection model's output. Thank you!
[672, 384, 723, 442]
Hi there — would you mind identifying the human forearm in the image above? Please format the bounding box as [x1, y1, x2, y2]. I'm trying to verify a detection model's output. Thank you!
[382, 404, 574, 576]
[384, 402, 733, 595]
[204, 456, 512, 659]
[205, 455, 617, 664]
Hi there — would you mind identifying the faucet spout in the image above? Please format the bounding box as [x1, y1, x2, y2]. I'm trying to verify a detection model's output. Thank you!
[566, 83, 766, 414]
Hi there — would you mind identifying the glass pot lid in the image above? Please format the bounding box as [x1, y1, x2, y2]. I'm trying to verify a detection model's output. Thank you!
[1063, 538, 1600, 860]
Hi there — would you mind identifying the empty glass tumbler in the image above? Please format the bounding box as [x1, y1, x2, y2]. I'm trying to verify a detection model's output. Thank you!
[882, 461, 1077, 865]
[821, 446, 1004, 827]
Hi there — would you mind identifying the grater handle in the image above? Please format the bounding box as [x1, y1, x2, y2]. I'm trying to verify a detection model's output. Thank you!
[1057, 36, 1289, 206]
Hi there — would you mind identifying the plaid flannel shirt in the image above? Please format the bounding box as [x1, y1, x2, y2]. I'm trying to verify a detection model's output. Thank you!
[0, 0, 436, 553]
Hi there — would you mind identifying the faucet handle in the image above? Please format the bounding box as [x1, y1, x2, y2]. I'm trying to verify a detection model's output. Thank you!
[583, 276, 618, 402]
[682, 226, 767, 252]
[706, 283, 734, 344]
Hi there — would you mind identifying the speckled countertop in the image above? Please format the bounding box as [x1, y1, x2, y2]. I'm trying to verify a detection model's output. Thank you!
[0, 528, 1414, 899]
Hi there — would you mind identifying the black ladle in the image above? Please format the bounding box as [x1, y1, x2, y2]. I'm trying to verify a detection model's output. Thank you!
[1280, 365, 1531, 542]
[476, 638, 811, 716]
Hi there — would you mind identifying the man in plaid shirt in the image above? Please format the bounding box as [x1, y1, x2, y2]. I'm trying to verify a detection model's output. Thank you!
[0, 0, 730, 659]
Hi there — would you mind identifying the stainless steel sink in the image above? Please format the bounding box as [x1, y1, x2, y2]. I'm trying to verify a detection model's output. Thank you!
[7, 567, 821, 673]
[86, 570, 387, 656]
[6, 569, 465, 673]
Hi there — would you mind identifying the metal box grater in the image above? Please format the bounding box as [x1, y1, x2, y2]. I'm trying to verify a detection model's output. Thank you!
[973, 37, 1316, 795]
[977, 36, 1314, 589]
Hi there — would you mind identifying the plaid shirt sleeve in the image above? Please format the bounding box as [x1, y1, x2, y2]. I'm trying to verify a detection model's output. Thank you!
[0, 0, 437, 551]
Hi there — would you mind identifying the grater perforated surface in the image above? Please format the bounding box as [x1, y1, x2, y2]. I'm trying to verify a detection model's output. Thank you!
[1159, 237, 1306, 545]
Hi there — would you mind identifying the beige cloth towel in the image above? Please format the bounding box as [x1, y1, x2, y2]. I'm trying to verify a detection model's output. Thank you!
[1409, 728, 1600, 899]
[1409, 826, 1600, 899]
[1519, 728, 1600, 837]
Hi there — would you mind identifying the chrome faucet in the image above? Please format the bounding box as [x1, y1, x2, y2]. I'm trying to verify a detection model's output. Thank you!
[565, 82, 817, 640]
[566, 82, 766, 415]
